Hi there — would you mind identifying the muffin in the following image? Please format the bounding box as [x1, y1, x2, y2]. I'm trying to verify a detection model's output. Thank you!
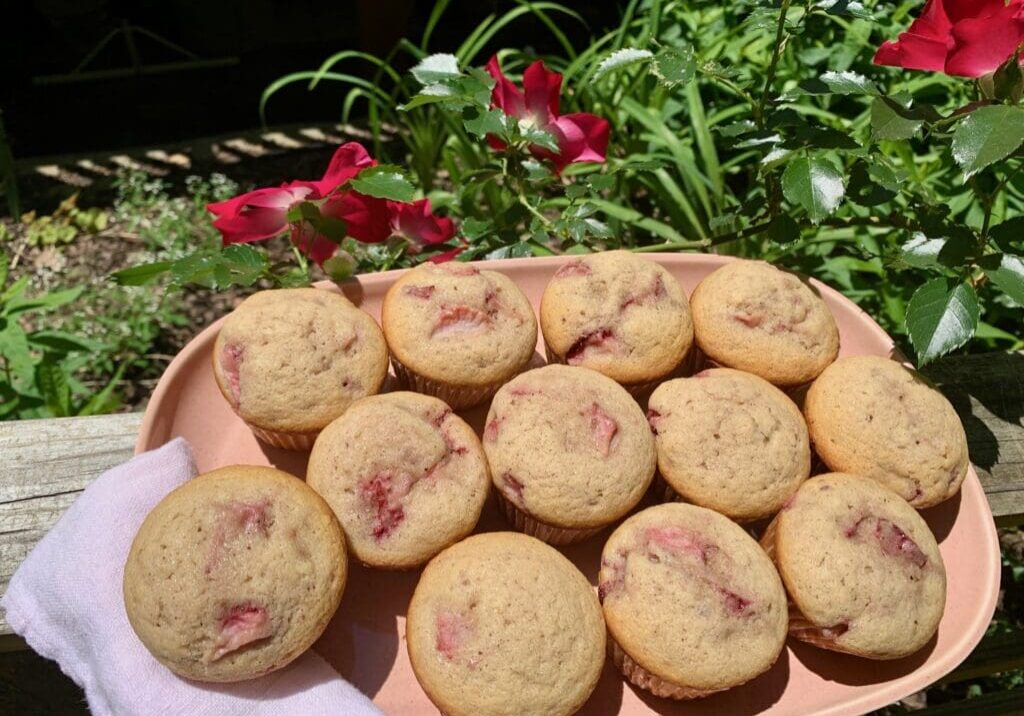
[306, 392, 489, 569]
[381, 262, 537, 409]
[599, 503, 788, 699]
[761, 473, 946, 659]
[690, 260, 839, 387]
[540, 251, 694, 392]
[407, 532, 605, 716]
[123, 466, 347, 682]
[483, 364, 656, 544]
[804, 355, 969, 508]
[213, 288, 388, 450]
[647, 368, 810, 521]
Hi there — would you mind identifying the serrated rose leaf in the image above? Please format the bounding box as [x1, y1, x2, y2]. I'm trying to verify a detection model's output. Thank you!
[952, 105, 1024, 179]
[906, 278, 979, 366]
[781, 155, 845, 223]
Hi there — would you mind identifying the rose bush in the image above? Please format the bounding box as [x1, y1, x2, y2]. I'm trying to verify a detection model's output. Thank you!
[117, 0, 1024, 368]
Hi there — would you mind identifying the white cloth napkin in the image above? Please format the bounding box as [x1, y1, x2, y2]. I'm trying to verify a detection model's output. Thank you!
[1, 438, 383, 716]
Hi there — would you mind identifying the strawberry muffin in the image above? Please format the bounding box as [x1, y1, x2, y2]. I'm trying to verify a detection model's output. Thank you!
[804, 356, 969, 508]
[540, 251, 694, 392]
[407, 532, 605, 716]
[761, 473, 946, 659]
[647, 368, 810, 521]
[599, 503, 788, 699]
[381, 262, 537, 409]
[306, 392, 489, 569]
[123, 466, 346, 682]
[483, 364, 656, 544]
[690, 260, 839, 387]
[213, 288, 388, 450]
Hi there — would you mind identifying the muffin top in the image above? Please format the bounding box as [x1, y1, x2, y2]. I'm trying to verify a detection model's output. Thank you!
[599, 503, 788, 691]
[690, 260, 839, 386]
[381, 262, 537, 386]
[804, 356, 969, 508]
[306, 392, 489, 569]
[769, 473, 946, 659]
[648, 368, 810, 521]
[123, 466, 346, 682]
[213, 288, 387, 434]
[483, 364, 656, 529]
[540, 251, 694, 384]
[407, 532, 605, 716]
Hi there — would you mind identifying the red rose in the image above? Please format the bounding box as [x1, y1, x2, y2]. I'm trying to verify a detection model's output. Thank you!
[874, 0, 1024, 78]
[485, 56, 610, 172]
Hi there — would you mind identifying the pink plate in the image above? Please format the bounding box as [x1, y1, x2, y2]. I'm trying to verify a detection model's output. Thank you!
[137, 254, 1000, 716]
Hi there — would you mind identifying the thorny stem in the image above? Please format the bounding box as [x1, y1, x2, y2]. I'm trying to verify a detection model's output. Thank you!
[756, 0, 793, 129]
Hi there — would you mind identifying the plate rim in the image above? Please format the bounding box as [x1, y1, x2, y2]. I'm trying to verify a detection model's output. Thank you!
[135, 253, 1001, 716]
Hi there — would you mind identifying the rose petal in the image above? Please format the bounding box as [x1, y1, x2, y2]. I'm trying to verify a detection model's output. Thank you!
[522, 60, 562, 124]
[486, 55, 526, 118]
[313, 142, 377, 196]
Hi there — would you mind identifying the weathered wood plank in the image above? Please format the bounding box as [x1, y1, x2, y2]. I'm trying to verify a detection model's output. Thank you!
[938, 628, 1024, 685]
[0, 413, 141, 645]
[922, 352, 1024, 527]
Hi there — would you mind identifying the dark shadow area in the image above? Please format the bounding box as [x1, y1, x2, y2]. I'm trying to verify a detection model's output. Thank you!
[316, 561, 420, 699]
[920, 488, 962, 544]
[788, 633, 937, 687]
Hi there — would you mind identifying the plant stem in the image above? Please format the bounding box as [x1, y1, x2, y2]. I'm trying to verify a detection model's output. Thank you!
[633, 213, 919, 254]
[756, 0, 793, 128]
[518, 192, 554, 229]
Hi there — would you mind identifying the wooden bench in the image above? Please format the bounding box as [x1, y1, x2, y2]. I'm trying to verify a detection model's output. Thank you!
[1, 352, 1022, 712]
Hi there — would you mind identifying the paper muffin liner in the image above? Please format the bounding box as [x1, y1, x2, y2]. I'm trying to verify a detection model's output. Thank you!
[247, 423, 320, 451]
[609, 636, 722, 700]
[390, 354, 504, 410]
[494, 490, 605, 545]
[543, 341, 698, 398]
[759, 516, 860, 656]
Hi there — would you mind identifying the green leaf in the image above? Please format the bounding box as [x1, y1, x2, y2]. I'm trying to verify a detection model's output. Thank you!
[952, 105, 1024, 179]
[462, 106, 506, 139]
[594, 48, 653, 80]
[78, 363, 125, 417]
[410, 53, 462, 85]
[848, 161, 896, 207]
[587, 174, 616, 192]
[349, 165, 416, 202]
[906, 278, 979, 366]
[765, 214, 801, 243]
[871, 96, 924, 141]
[781, 155, 845, 223]
[460, 217, 492, 240]
[990, 217, 1024, 251]
[5, 287, 82, 317]
[817, 0, 874, 19]
[522, 127, 560, 153]
[220, 245, 269, 286]
[0, 251, 7, 290]
[0, 276, 28, 304]
[799, 70, 878, 96]
[0, 322, 35, 388]
[983, 253, 1024, 305]
[111, 261, 174, 286]
[35, 359, 71, 417]
[901, 231, 974, 270]
[652, 46, 696, 88]
[28, 330, 102, 354]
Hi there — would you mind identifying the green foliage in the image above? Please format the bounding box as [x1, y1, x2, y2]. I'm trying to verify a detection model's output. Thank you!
[0, 260, 115, 418]
[20, 193, 108, 248]
[246, 0, 1019, 367]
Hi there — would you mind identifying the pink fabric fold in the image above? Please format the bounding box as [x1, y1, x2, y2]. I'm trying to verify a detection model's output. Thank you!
[0, 438, 382, 716]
